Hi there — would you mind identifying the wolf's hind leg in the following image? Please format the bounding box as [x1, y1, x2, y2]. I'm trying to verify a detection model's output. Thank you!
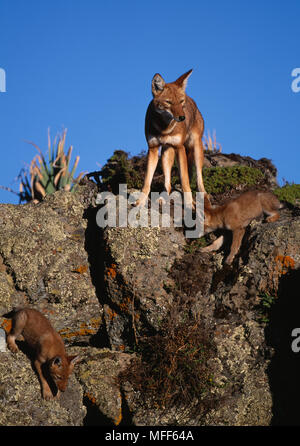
[201, 235, 224, 253]
[265, 212, 280, 223]
[7, 310, 27, 353]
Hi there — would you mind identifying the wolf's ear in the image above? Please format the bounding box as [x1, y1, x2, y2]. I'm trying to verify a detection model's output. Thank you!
[152, 73, 165, 96]
[175, 69, 193, 91]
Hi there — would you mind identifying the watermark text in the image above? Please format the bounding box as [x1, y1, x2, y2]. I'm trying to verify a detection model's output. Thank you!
[291, 68, 300, 93]
[291, 328, 300, 352]
[95, 184, 204, 239]
[0, 68, 6, 92]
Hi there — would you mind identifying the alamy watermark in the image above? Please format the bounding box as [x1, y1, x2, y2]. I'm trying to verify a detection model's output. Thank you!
[291, 328, 300, 352]
[95, 184, 204, 238]
[0, 68, 6, 92]
[291, 68, 300, 93]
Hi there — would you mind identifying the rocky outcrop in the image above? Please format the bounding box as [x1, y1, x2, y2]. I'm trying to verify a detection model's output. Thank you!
[0, 185, 102, 343]
[0, 152, 299, 426]
[102, 198, 300, 425]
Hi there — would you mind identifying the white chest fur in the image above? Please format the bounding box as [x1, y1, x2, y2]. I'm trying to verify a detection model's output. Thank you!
[147, 133, 183, 148]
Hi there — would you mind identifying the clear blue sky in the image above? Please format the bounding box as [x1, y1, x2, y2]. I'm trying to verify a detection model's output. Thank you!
[0, 0, 299, 204]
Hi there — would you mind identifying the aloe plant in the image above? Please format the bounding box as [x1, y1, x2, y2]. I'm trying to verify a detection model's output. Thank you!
[1, 129, 84, 203]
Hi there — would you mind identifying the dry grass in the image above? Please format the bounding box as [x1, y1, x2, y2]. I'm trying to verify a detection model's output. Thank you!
[119, 294, 216, 415]
[203, 129, 222, 153]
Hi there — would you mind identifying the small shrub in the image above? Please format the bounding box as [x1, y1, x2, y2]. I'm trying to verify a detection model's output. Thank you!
[119, 295, 216, 414]
[273, 183, 300, 205]
[99, 150, 146, 194]
[196, 165, 264, 195]
[257, 292, 276, 324]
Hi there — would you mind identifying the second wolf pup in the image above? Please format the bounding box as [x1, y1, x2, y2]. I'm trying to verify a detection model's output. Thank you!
[135, 69, 206, 208]
[201, 190, 283, 264]
[7, 307, 80, 400]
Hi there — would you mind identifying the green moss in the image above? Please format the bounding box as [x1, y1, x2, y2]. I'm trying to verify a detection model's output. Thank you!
[192, 165, 264, 195]
[273, 183, 300, 205]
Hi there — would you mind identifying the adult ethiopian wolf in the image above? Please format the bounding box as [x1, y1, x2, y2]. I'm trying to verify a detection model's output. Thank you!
[135, 69, 207, 208]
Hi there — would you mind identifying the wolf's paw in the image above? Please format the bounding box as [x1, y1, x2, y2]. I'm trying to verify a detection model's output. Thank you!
[42, 388, 55, 401]
[7, 336, 19, 353]
[133, 193, 148, 208]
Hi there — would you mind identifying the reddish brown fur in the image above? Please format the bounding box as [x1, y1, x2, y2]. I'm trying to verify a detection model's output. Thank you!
[7, 308, 79, 400]
[201, 190, 282, 264]
[135, 69, 206, 208]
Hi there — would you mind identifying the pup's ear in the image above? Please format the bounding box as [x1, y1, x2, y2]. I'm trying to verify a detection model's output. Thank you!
[152, 73, 165, 96]
[174, 69, 193, 91]
[67, 355, 81, 365]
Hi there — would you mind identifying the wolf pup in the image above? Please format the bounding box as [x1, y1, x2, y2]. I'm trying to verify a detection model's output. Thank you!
[7, 308, 80, 400]
[135, 69, 206, 208]
[201, 190, 283, 265]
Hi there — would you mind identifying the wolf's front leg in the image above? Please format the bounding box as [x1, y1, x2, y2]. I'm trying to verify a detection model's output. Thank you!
[161, 146, 175, 196]
[225, 228, 245, 265]
[34, 359, 54, 400]
[177, 145, 193, 208]
[135, 146, 159, 207]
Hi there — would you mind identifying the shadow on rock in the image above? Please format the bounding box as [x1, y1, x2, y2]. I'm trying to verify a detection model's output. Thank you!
[83, 205, 110, 348]
[266, 267, 300, 425]
[83, 395, 115, 426]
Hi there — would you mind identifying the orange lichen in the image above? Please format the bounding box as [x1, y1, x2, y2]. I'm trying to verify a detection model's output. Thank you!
[105, 307, 117, 321]
[118, 297, 132, 313]
[117, 297, 140, 323]
[59, 317, 101, 339]
[1, 318, 12, 334]
[114, 406, 123, 426]
[106, 264, 117, 279]
[275, 255, 295, 275]
[116, 344, 125, 351]
[85, 392, 97, 405]
[72, 264, 88, 274]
